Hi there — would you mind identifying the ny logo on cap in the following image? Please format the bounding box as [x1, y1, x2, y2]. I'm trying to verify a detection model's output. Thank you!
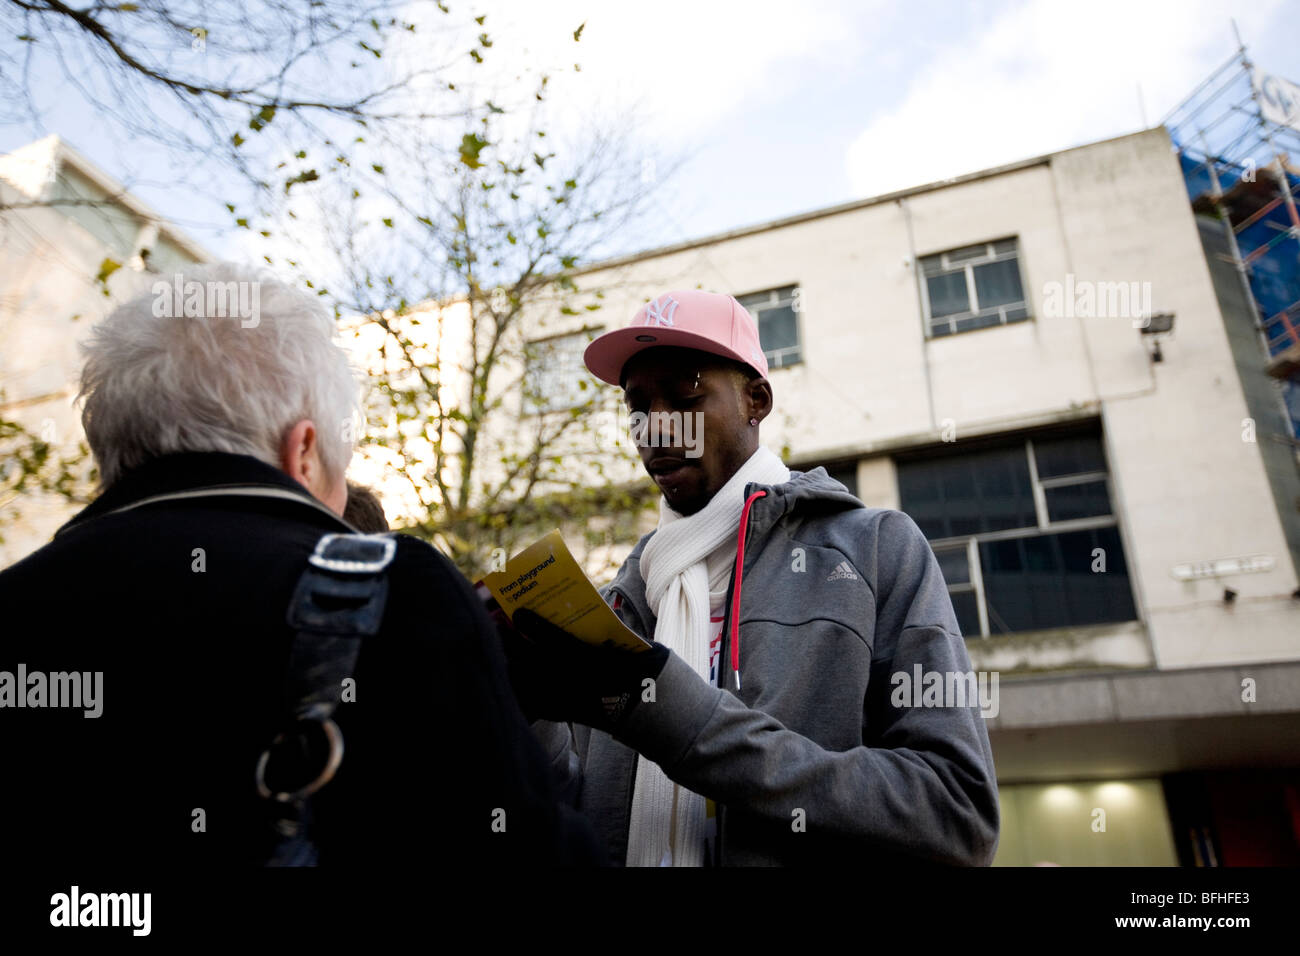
[643, 295, 678, 327]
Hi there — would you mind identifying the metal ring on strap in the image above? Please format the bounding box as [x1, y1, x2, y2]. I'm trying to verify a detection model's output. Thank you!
[254, 717, 344, 803]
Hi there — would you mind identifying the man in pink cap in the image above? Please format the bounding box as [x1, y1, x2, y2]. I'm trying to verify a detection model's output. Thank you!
[502, 289, 1000, 867]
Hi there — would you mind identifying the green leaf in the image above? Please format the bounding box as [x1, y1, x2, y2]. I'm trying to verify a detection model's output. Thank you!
[382, 218, 393, 228]
[573, 22, 585, 41]
[249, 105, 276, 132]
[283, 169, 319, 194]
[459, 133, 489, 169]
[372, 163, 385, 173]
[95, 257, 121, 294]
[232, 132, 245, 147]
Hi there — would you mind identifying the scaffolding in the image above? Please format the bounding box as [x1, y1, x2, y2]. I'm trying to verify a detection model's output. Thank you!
[1163, 26, 1300, 441]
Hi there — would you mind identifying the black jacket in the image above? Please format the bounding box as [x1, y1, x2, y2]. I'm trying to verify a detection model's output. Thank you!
[0, 451, 606, 867]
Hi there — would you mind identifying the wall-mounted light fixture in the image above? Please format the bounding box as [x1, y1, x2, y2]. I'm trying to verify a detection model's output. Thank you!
[1140, 311, 1175, 362]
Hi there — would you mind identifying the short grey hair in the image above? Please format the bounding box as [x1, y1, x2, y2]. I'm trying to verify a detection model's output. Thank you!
[79, 262, 359, 488]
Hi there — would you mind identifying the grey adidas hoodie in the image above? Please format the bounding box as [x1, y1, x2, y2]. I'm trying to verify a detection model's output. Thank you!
[533, 467, 1000, 867]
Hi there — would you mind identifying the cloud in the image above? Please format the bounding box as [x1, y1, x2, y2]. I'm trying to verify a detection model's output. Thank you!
[442, 0, 875, 137]
[845, 0, 1288, 198]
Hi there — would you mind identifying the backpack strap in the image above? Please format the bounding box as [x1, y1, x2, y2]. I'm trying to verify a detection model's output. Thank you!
[255, 532, 397, 865]
[72, 484, 360, 532]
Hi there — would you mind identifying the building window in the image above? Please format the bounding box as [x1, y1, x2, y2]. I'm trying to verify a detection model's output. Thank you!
[919, 237, 1029, 338]
[737, 285, 802, 369]
[144, 232, 202, 276]
[48, 165, 141, 259]
[896, 426, 1136, 638]
[523, 327, 600, 415]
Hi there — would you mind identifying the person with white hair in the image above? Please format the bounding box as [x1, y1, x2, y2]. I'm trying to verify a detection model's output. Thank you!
[0, 263, 605, 868]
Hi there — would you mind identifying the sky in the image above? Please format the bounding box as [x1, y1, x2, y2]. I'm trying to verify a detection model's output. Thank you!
[508, 0, 1300, 254]
[4, 0, 1300, 267]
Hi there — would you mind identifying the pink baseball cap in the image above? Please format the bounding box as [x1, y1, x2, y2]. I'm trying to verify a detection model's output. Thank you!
[583, 289, 769, 386]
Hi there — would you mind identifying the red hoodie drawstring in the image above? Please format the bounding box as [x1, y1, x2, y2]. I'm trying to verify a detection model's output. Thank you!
[730, 490, 766, 693]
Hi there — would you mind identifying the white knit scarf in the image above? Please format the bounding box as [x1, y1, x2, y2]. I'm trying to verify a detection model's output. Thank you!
[626, 445, 790, 867]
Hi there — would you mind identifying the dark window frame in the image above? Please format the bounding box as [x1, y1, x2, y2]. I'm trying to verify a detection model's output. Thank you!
[521, 325, 602, 416]
[899, 429, 1136, 638]
[736, 285, 803, 369]
[918, 237, 1031, 339]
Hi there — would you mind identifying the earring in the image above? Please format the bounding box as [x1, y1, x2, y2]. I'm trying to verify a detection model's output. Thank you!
[749, 417, 758, 426]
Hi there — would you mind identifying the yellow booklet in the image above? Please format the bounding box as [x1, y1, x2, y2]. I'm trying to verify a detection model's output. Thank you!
[478, 530, 653, 653]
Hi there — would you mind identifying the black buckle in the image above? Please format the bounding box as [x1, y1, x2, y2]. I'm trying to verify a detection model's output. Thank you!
[309, 533, 395, 574]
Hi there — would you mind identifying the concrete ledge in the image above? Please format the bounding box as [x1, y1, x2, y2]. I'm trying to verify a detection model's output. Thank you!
[967, 620, 1154, 678]
[988, 659, 1300, 731]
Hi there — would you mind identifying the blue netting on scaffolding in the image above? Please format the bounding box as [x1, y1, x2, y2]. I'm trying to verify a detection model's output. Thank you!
[1174, 147, 1300, 360]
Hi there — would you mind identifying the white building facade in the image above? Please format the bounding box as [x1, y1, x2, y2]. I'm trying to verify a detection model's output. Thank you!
[0, 135, 210, 565]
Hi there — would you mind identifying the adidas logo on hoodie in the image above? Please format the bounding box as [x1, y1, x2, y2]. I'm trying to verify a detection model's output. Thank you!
[827, 561, 859, 582]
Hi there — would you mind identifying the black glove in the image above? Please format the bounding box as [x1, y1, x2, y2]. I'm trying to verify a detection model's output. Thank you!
[498, 608, 669, 731]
